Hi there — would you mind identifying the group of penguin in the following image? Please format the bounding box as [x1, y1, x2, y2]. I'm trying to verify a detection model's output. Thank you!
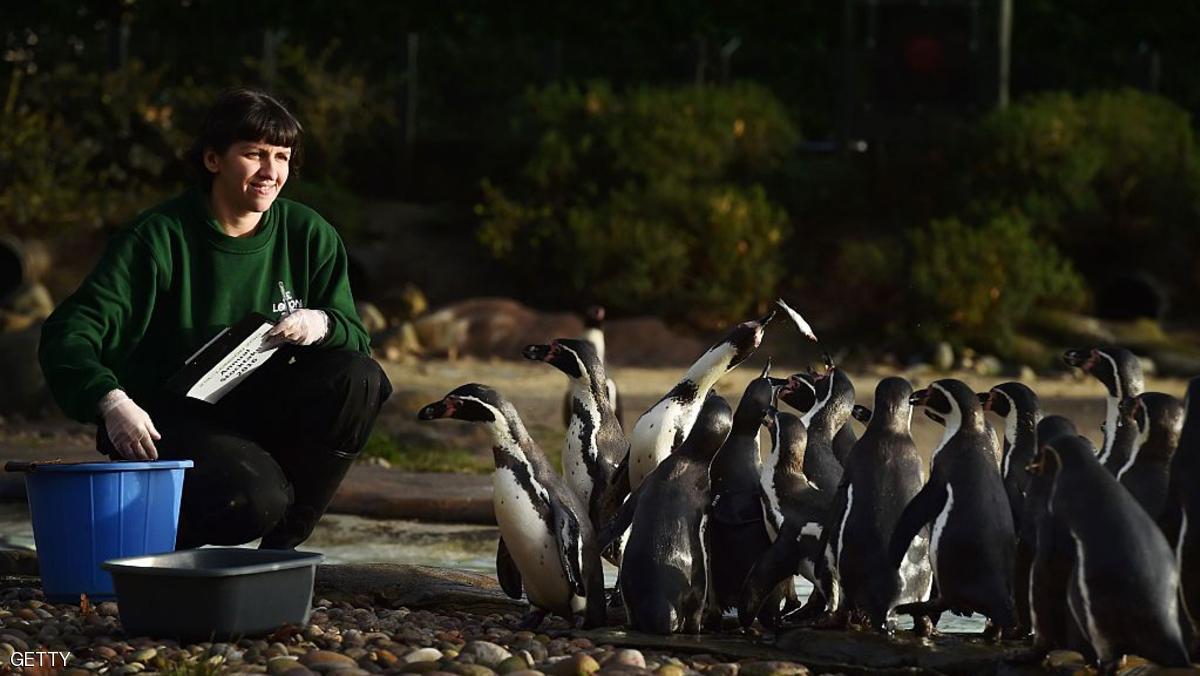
[416, 302, 1200, 671]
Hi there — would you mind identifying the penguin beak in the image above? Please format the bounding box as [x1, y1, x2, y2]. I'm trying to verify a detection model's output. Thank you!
[978, 391, 994, 412]
[758, 309, 777, 327]
[522, 343, 553, 362]
[417, 397, 459, 421]
[851, 404, 872, 424]
[909, 389, 930, 407]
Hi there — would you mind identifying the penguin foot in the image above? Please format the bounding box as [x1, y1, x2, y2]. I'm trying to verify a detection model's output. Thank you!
[981, 621, 1008, 643]
[913, 615, 939, 638]
[807, 609, 850, 631]
[518, 609, 549, 630]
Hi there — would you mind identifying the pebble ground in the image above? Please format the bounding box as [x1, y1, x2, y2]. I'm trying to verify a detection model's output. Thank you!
[0, 587, 816, 676]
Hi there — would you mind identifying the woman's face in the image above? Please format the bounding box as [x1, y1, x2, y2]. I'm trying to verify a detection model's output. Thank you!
[204, 139, 291, 216]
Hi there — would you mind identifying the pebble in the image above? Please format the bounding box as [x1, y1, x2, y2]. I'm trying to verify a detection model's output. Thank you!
[302, 649, 359, 670]
[606, 650, 645, 669]
[548, 654, 600, 676]
[497, 655, 532, 673]
[460, 640, 512, 667]
[405, 647, 445, 663]
[131, 647, 157, 662]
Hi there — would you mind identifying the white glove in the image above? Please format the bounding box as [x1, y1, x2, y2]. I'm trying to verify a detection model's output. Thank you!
[265, 309, 330, 347]
[99, 389, 161, 461]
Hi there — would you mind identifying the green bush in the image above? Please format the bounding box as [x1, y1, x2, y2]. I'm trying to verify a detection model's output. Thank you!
[477, 81, 797, 327]
[908, 212, 1087, 354]
[968, 89, 1200, 308]
[0, 62, 212, 236]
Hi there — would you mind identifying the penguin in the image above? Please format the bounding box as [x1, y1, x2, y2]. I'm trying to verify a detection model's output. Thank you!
[739, 406, 831, 627]
[524, 338, 628, 534]
[979, 381, 1042, 527]
[627, 310, 773, 490]
[418, 384, 606, 629]
[1163, 377, 1200, 656]
[827, 377, 932, 634]
[1025, 415, 1085, 653]
[979, 381, 1042, 637]
[1029, 434, 1190, 669]
[889, 379, 1016, 636]
[778, 365, 852, 492]
[561, 305, 623, 429]
[708, 365, 782, 624]
[1117, 392, 1183, 522]
[778, 355, 857, 466]
[597, 393, 733, 635]
[1063, 347, 1145, 474]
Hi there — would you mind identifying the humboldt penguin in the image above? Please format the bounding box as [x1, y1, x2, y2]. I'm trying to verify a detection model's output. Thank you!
[1063, 347, 1145, 474]
[778, 365, 853, 492]
[889, 379, 1016, 636]
[418, 384, 606, 629]
[1164, 377, 1200, 656]
[628, 310, 773, 490]
[524, 338, 628, 534]
[778, 356, 857, 467]
[979, 381, 1042, 526]
[560, 306, 623, 429]
[1030, 434, 1190, 669]
[1115, 392, 1183, 522]
[708, 365, 781, 623]
[597, 394, 733, 635]
[739, 406, 830, 627]
[980, 381, 1042, 636]
[828, 377, 932, 634]
[1025, 415, 1083, 652]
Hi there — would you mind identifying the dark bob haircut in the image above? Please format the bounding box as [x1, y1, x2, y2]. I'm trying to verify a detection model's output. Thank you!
[188, 88, 303, 187]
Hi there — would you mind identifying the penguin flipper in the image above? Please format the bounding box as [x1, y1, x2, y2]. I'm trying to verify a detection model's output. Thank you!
[888, 478, 948, 570]
[597, 479, 642, 551]
[496, 537, 524, 600]
[553, 505, 588, 596]
[597, 448, 632, 527]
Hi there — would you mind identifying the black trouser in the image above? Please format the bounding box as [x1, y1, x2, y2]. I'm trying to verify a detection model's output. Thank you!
[98, 346, 392, 550]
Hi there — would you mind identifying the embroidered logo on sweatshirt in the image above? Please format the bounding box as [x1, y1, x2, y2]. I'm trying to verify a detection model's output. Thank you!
[273, 281, 305, 316]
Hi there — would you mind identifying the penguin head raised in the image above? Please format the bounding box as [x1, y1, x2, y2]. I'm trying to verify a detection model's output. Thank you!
[1127, 392, 1184, 461]
[719, 309, 776, 370]
[418, 383, 504, 423]
[870, 376, 913, 430]
[910, 379, 984, 431]
[678, 393, 733, 462]
[1063, 347, 1144, 399]
[733, 362, 778, 431]
[522, 338, 600, 381]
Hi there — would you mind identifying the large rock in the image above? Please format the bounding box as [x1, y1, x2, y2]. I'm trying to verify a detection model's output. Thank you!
[314, 563, 523, 615]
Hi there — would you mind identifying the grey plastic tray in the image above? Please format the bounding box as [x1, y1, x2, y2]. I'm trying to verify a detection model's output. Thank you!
[102, 547, 324, 640]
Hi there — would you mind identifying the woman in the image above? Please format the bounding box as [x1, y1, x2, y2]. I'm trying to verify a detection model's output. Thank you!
[38, 88, 391, 550]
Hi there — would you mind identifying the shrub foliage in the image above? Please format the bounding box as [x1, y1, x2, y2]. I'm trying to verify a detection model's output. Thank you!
[477, 81, 797, 327]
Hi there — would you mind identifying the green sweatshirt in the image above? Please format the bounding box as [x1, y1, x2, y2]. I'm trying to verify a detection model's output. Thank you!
[39, 188, 371, 423]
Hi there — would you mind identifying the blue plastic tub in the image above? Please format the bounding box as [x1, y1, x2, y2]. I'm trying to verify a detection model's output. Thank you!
[14, 460, 193, 602]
